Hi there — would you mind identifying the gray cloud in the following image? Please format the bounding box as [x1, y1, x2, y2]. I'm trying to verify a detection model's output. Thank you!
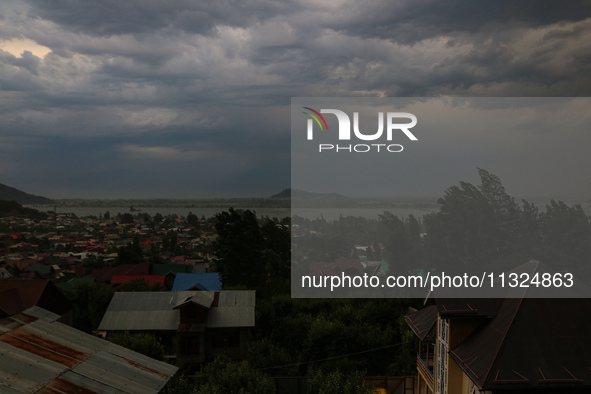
[0, 0, 590, 198]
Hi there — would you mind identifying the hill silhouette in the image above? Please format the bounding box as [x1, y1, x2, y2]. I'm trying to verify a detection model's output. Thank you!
[0, 200, 47, 219]
[0, 183, 54, 205]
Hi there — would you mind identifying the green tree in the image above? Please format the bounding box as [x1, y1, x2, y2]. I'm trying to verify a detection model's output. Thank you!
[307, 368, 372, 394]
[108, 332, 164, 361]
[154, 213, 163, 224]
[62, 282, 114, 332]
[378, 212, 417, 273]
[538, 200, 591, 274]
[187, 211, 201, 235]
[160, 371, 194, 394]
[194, 356, 275, 394]
[82, 254, 105, 274]
[120, 212, 134, 224]
[115, 237, 144, 265]
[116, 279, 162, 292]
[214, 208, 265, 288]
[423, 169, 524, 273]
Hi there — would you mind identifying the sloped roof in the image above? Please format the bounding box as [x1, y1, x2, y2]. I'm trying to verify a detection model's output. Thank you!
[0, 307, 177, 393]
[54, 277, 96, 292]
[209, 291, 256, 327]
[405, 305, 437, 342]
[174, 291, 214, 309]
[436, 298, 503, 318]
[98, 291, 188, 331]
[152, 264, 188, 275]
[171, 272, 222, 291]
[0, 279, 49, 309]
[91, 263, 150, 283]
[111, 275, 165, 286]
[449, 298, 591, 390]
[98, 290, 256, 331]
[0, 288, 26, 316]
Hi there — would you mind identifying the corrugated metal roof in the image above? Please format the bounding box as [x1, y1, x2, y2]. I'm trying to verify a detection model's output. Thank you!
[208, 307, 255, 328]
[217, 290, 255, 307]
[0, 308, 177, 393]
[174, 291, 214, 309]
[207, 291, 256, 327]
[98, 291, 256, 331]
[99, 311, 179, 331]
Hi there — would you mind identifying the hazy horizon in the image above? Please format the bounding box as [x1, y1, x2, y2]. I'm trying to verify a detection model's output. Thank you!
[2, 1, 591, 199]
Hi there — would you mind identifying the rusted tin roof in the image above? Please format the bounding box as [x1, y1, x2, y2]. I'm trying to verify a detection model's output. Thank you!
[0, 306, 177, 393]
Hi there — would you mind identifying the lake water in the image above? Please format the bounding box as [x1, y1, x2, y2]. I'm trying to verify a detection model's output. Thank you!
[43, 206, 435, 221]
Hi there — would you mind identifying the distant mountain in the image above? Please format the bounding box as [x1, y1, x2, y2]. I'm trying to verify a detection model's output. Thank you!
[0, 200, 47, 219]
[271, 188, 359, 207]
[270, 188, 292, 199]
[0, 183, 54, 205]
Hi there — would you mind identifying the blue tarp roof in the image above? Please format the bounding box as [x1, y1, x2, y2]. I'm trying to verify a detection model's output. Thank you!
[171, 272, 222, 291]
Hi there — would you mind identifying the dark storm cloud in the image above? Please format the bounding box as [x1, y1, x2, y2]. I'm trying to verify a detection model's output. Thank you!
[30, 0, 289, 36]
[1, 0, 591, 198]
[327, 0, 591, 44]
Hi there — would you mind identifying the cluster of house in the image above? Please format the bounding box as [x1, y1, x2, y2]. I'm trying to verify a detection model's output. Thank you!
[0, 212, 260, 391]
[0, 212, 218, 285]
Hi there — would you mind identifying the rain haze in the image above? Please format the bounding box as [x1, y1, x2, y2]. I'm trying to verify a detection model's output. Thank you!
[1, 0, 591, 200]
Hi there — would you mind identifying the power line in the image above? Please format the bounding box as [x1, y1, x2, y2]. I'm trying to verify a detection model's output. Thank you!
[260, 340, 413, 371]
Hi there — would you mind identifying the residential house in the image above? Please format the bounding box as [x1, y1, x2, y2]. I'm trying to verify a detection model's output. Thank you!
[111, 274, 165, 287]
[406, 296, 591, 394]
[0, 279, 73, 325]
[98, 290, 255, 366]
[90, 262, 150, 283]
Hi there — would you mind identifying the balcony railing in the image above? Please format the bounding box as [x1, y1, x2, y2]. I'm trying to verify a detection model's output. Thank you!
[417, 353, 434, 390]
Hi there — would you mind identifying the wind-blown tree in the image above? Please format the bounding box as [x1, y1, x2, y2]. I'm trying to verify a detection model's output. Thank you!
[378, 212, 423, 274]
[424, 168, 591, 279]
[537, 200, 591, 275]
[424, 169, 527, 274]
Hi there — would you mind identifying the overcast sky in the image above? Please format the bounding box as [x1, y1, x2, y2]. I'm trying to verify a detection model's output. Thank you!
[1, 0, 590, 199]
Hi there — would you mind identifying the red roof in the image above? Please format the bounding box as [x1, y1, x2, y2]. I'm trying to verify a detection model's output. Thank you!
[91, 263, 150, 283]
[0, 288, 26, 316]
[0, 279, 48, 309]
[111, 275, 165, 286]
